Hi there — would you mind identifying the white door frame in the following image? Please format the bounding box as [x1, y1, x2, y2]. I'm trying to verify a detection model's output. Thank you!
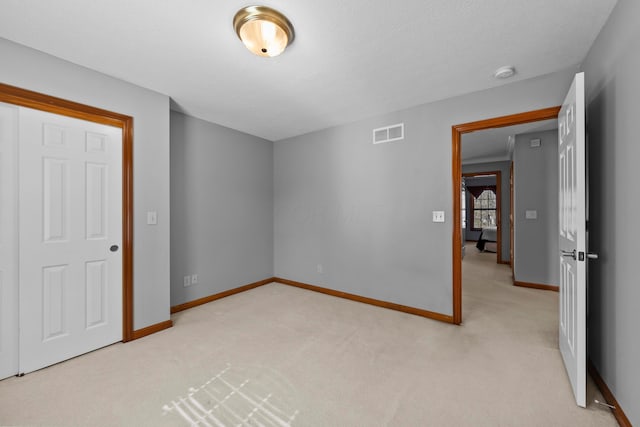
[0, 83, 135, 344]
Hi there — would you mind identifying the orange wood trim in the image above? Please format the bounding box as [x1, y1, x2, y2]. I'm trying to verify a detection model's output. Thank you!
[588, 360, 633, 427]
[131, 320, 173, 340]
[274, 277, 454, 324]
[452, 106, 561, 326]
[452, 127, 462, 325]
[510, 161, 514, 277]
[513, 281, 559, 292]
[121, 118, 134, 342]
[170, 277, 276, 313]
[0, 83, 135, 343]
[463, 170, 502, 264]
[454, 106, 562, 134]
[0, 83, 130, 127]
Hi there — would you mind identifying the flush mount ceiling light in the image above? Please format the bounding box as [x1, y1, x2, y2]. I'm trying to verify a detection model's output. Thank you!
[233, 5, 295, 57]
[493, 65, 516, 79]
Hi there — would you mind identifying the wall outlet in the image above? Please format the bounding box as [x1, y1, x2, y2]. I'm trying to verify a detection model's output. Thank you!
[317, 264, 323, 274]
[183, 275, 191, 287]
[191, 274, 198, 284]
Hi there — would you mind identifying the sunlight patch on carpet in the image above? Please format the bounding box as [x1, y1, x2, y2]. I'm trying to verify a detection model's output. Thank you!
[162, 363, 300, 426]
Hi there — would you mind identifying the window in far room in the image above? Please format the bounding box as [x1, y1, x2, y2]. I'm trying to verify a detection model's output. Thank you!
[470, 187, 496, 230]
[461, 187, 466, 229]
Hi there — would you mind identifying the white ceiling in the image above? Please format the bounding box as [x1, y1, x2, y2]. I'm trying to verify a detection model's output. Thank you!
[462, 119, 557, 164]
[0, 0, 617, 141]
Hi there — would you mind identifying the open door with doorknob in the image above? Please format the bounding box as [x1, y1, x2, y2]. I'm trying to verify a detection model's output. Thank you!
[558, 72, 597, 408]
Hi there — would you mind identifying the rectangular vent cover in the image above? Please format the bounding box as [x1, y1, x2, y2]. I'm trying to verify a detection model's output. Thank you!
[373, 123, 404, 144]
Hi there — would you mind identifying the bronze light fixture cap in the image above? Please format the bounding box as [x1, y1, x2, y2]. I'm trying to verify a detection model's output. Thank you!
[233, 5, 295, 57]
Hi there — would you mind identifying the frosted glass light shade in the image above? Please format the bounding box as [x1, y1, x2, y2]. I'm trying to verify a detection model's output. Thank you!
[239, 19, 288, 57]
[234, 6, 294, 57]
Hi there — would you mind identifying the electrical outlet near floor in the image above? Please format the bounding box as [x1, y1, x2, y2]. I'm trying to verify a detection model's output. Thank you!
[191, 274, 198, 284]
[183, 275, 191, 287]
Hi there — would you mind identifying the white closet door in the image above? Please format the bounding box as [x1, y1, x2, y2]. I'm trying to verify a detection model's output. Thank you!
[0, 103, 19, 379]
[18, 106, 123, 374]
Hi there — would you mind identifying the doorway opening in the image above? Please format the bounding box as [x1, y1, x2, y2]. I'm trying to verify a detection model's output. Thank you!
[462, 171, 501, 262]
[0, 83, 135, 342]
[451, 106, 561, 324]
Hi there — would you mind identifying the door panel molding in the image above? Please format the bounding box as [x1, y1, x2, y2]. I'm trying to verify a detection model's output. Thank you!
[0, 83, 134, 342]
[451, 106, 561, 325]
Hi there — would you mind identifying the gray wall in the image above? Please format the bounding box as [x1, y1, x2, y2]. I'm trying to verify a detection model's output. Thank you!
[274, 68, 577, 316]
[170, 112, 273, 306]
[462, 161, 511, 262]
[582, 0, 640, 422]
[513, 130, 559, 286]
[0, 38, 170, 330]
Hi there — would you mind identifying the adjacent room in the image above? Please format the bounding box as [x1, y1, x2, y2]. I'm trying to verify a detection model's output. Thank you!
[0, 0, 638, 425]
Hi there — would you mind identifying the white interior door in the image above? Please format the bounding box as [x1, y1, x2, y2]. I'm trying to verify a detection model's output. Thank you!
[18, 106, 123, 374]
[558, 72, 587, 407]
[0, 103, 19, 379]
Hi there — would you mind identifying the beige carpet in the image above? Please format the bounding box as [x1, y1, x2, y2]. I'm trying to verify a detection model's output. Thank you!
[0, 245, 617, 426]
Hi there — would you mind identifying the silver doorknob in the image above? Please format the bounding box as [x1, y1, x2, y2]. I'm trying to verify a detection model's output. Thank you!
[561, 249, 576, 260]
[587, 253, 599, 260]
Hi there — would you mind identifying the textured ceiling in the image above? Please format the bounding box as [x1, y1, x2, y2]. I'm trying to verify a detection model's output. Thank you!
[0, 0, 617, 141]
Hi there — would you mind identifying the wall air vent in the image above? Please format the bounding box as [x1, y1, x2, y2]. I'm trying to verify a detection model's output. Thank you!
[372, 123, 404, 144]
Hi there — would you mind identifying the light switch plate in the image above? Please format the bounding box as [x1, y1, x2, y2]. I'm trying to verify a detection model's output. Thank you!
[147, 211, 157, 225]
[525, 210, 537, 219]
[432, 211, 445, 222]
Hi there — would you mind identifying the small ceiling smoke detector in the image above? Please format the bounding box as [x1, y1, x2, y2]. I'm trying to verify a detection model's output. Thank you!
[493, 66, 516, 79]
